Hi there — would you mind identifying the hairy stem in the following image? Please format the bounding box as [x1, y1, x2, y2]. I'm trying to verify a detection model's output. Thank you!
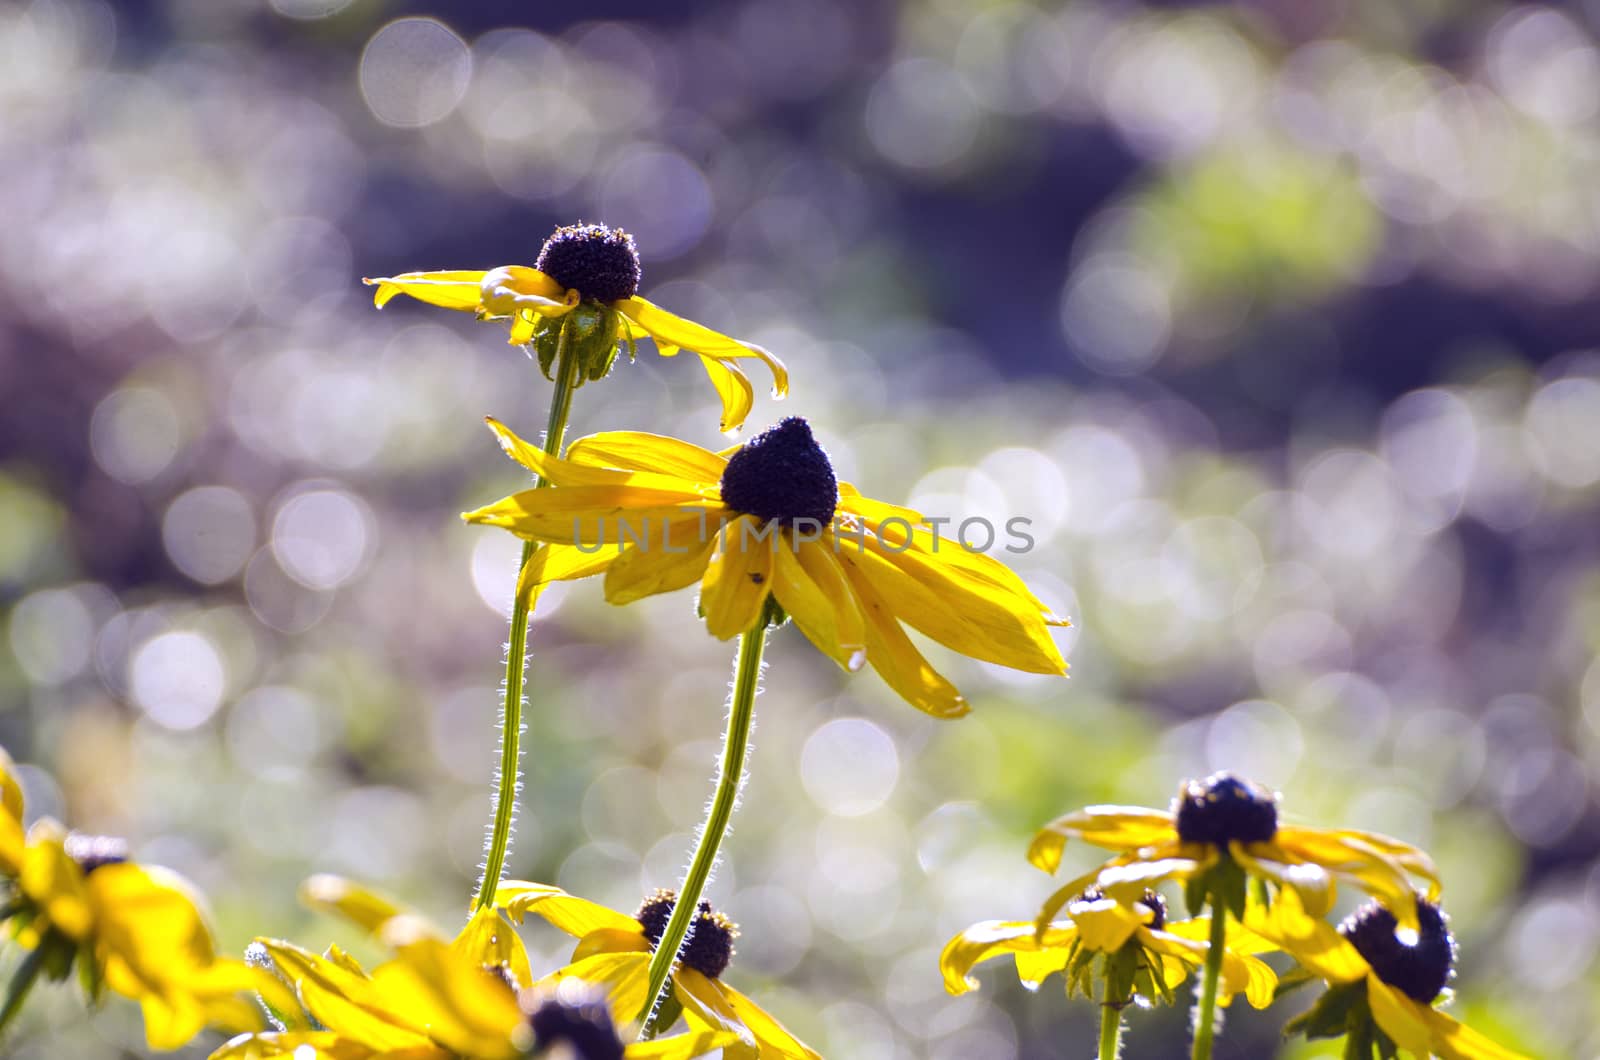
[1190, 904, 1229, 1060]
[638, 615, 771, 1035]
[1098, 1003, 1124, 1060]
[474, 320, 579, 912]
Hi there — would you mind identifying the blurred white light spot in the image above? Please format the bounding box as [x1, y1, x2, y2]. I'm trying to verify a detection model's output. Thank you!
[130, 631, 226, 731]
[1488, 8, 1600, 128]
[1511, 896, 1598, 991]
[598, 148, 712, 262]
[1379, 387, 1477, 531]
[1523, 376, 1600, 489]
[9, 588, 95, 686]
[271, 488, 373, 591]
[90, 387, 180, 485]
[865, 58, 981, 171]
[360, 18, 472, 128]
[270, 0, 356, 19]
[1204, 699, 1303, 789]
[163, 486, 255, 585]
[226, 686, 329, 775]
[801, 718, 900, 816]
[1061, 259, 1170, 375]
[327, 787, 426, 879]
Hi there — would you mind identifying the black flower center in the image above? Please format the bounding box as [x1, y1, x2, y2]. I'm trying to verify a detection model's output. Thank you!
[64, 833, 129, 875]
[1074, 887, 1167, 932]
[535, 222, 641, 304]
[1173, 772, 1278, 847]
[719, 418, 838, 528]
[635, 889, 740, 980]
[525, 994, 625, 1060]
[1339, 897, 1455, 1003]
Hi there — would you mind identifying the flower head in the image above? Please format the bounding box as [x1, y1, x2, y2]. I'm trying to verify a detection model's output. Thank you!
[495, 881, 818, 1060]
[1253, 891, 1527, 1060]
[364, 221, 787, 432]
[462, 416, 1068, 718]
[0, 745, 288, 1050]
[212, 876, 735, 1060]
[1027, 771, 1441, 929]
[942, 886, 1277, 1012]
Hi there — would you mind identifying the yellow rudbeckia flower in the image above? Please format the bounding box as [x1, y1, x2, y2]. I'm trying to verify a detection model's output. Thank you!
[462, 416, 1069, 718]
[0, 745, 289, 1050]
[1027, 772, 1441, 929]
[941, 887, 1277, 1011]
[494, 882, 819, 1060]
[215, 876, 735, 1060]
[364, 222, 788, 432]
[1247, 890, 1528, 1060]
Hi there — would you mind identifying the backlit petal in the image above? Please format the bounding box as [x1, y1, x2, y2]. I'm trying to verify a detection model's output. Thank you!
[1367, 977, 1438, 1056]
[483, 418, 704, 493]
[364, 271, 489, 312]
[618, 297, 789, 398]
[699, 355, 756, 434]
[566, 432, 730, 481]
[603, 513, 724, 606]
[1231, 842, 1334, 918]
[699, 516, 776, 639]
[835, 549, 968, 717]
[1419, 1003, 1532, 1060]
[773, 542, 866, 671]
[479, 266, 570, 315]
[300, 874, 408, 936]
[717, 980, 822, 1060]
[495, 882, 643, 939]
[1026, 807, 1178, 871]
[939, 920, 1049, 994]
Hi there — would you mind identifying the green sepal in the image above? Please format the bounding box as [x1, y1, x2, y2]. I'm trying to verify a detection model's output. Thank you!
[1184, 872, 1207, 918]
[1270, 965, 1318, 1001]
[532, 315, 565, 381]
[76, 942, 104, 1005]
[650, 991, 684, 1036]
[562, 302, 624, 384]
[1283, 980, 1364, 1041]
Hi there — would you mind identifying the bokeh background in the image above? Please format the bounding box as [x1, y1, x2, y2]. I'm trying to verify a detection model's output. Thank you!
[2, 0, 1598, 1055]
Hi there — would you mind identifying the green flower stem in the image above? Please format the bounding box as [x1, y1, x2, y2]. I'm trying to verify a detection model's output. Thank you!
[1190, 903, 1229, 1060]
[638, 614, 771, 1036]
[1098, 1003, 1124, 1060]
[474, 320, 580, 913]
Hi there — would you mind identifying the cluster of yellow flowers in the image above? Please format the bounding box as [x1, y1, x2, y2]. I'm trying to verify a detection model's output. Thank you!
[0, 223, 1527, 1059]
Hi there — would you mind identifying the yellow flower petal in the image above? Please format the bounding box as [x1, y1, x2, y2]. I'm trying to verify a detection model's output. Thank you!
[847, 536, 1065, 674]
[1026, 807, 1178, 871]
[495, 881, 644, 939]
[1418, 1002, 1532, 1060]
[617, 296, 789, 399]
[699, 516, 776, 639]
[1240, 890, 1368, 984]
[363, 270, 489, 312]
[571, 926, 651, 963]
[1013, 946, 1074, 989]
[674, 969, 757, 1055]
[1068, 898, 1145, 953]
[300, 874, 407, 936]
[773, 542, 866, 671]
[717, 980, 821, 1060]
[566, 432, 731, 481]
[451, 907, 532, 989]
[22, 824, 92, 939]
[603, 514, 724, 606]
[627, 1029, 744, 1059]
[835, 549, 969, 718]
[1095, 855, 1208, 895]
[1231, 841, 1334, 918]
[1366, 976, 1439, 1056]
[515, 543, 619, 612]
[1218, 950, 1278, 1009]
[483, 419, 704, 494]
[1032, 864, 1124, 934]
[259, 938, 433, 1049]
[939, 920, 1050, 994]
[529, 951, 653, 1033]
[699, 355, 757, 434]
[463, 488, 717, 546]
[1277, 827, 1436, 923]
[369, 923, 523, 1060]
[0, 744, 23, 825]
[479, 265, 571, 316]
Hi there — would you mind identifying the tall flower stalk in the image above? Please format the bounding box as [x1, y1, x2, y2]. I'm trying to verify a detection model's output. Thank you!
[474, 321, 579, 912]
[638, 602, 776, 1036]
[1099, 1002, 1124, 1060]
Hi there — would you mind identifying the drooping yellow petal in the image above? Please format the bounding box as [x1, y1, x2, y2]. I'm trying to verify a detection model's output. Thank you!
[364, 271, 490, 312]
[1026, 807, 1178, 871]
[1095, 854, 1210, 895]
[571, 926, 651, 963]
[717, 980, 822, 1060]
[1418, 1002, 1532, 1060]
[22, 824, 93, 939]
[1217, 949, 1278, 1009]
[1231, 841, 1334, 918]
[1032, 863, 1125, 935]
[940, 920, 1050, 994]
[479, 266, 572, 316]
[835, 486, 924, 528]
[1276, 827, 1435, 923]
[259, 938, 434, 1049]
[1013, 945, 1075, 989]
[866, 516, 1065, 623]
[1239, 891, 1368, 984]
[515, 543, 618, 612]
[211, 1029, 411, 1059]
[835, 549, 968, 718]
[0, 745, 23, 824]
[496, 881, 644, 939]
[699, 356, 757, 434]
[772, 542, 866, 672]
[673, 970, 757, 1056]
[603, 513, 724, 606]
[300, 874, 408, 936]
[699, 516, 776, 639]
[463, 489, 717, 547]
[451, 907, 533, 989]
[370, 919, 524, 1060]
[617, 296, 789, 399]
[1366, 976, 1440, 1056]
[851, 535, 1065, 675]
[527, 951, 653, 1034]
[627, 1029, 745, 1059]
[484, 419, 705, 494]
[566, 432, 730, 481]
